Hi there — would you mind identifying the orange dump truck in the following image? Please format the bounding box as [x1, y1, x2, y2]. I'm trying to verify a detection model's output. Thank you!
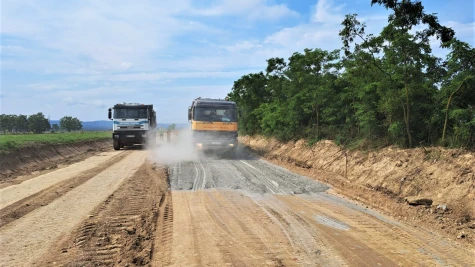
[188, 97, 238, 157]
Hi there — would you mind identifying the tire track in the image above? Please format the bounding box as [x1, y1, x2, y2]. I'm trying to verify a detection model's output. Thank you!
[191, 161, 207, 191]
[151, 190, 174, 267]
[0, 151, 132, 228]
[0, 151, 146, 267]
[280, 194, 474, 267]
[166, 191, 203, 267]
[191, 161, 203, 190]
[0, 150, 123, 210]
[231, 160, 286, 194]
[209, 191, 294, 265]
[252, 194, 348, 267]
[38, 159, 168, 267]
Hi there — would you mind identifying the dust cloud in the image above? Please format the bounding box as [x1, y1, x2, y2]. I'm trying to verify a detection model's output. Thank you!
[148, 130, 199, 165]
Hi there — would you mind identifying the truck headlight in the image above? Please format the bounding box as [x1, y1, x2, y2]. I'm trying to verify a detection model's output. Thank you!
[142, 134, 146, 137]
[228, 144, 234, 147]
[196, 143, 203, 147]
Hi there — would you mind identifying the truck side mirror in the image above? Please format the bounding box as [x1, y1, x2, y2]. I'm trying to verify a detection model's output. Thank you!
[108, 108, 112, 120]
[188, 107, 192, 121]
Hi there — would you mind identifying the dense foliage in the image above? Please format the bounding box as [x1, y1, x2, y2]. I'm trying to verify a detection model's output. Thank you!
[227, 0, 474, 149]
[0, 113, 83, 134]
[60, 116, 83, 132]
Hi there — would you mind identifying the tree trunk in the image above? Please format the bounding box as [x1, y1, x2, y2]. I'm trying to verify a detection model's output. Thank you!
[404, 83, 412, 147]
[442, 78, 468, 143]
[316, 108, 320, 140]
[403, 53, 413, 148]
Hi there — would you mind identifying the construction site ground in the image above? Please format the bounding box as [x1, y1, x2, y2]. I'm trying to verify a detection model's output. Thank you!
[0, 135, 474, 266]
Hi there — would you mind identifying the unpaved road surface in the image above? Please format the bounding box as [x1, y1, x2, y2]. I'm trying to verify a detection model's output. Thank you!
[0, 144, 474, 266]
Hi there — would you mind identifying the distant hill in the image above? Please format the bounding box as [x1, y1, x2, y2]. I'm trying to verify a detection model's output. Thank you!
[50, 120, 188, 131]
[50, 120, 112, 131]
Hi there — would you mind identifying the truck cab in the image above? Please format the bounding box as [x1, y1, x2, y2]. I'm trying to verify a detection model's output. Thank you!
[188, 97, 238, 157]
[108, 103, 156, 150]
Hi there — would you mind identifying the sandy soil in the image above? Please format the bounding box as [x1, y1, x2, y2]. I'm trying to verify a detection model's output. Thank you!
[240, 135, 475, 246]
[0, 150, 146, 266]
[1, 134, 473, 267]
[153, 153, 474, 266]
[161, 190, 474, 266]
[38, 160, 169, 266]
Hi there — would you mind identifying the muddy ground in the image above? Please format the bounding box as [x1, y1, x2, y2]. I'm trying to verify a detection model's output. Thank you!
[239, 135, 475, 246]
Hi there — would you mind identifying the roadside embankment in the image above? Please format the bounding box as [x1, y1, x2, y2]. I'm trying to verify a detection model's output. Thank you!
[239, 135, 475, 245]
[0, 138, 111, 181]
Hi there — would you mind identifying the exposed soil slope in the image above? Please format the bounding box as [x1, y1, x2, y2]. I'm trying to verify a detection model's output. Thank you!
[240, 135, 475, 245]
[0, 138, 111, 182]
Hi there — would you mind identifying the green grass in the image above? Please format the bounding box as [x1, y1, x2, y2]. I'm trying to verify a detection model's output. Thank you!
[0, 131, 110, 151]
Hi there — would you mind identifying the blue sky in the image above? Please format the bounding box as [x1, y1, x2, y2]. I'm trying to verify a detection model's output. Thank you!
[1, 0, 474, 123]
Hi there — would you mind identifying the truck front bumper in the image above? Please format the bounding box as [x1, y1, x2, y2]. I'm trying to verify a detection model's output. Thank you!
[112, 130, 149, 145]
[193, 139, 237, 151]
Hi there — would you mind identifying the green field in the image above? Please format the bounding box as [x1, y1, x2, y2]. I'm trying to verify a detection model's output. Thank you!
[0, 131, 110, 151]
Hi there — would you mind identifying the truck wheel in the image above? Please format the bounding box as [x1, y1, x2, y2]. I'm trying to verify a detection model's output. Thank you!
[113, 140, 120, 150]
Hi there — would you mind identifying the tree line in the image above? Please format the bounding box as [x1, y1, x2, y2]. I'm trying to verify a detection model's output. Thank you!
[227, 0, 474, 149]
[0, 113, 83, 134]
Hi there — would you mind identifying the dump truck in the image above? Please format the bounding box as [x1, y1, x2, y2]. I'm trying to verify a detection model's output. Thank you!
[108, 102, 157, 150]
[188, 97, 238, 157]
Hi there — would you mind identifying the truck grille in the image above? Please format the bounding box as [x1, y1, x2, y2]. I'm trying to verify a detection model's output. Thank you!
[192, 130, 237, 140]
[118, 126, 143, 129]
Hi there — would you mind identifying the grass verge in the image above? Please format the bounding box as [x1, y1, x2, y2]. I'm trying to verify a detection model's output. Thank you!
[0, 131, 110, 151]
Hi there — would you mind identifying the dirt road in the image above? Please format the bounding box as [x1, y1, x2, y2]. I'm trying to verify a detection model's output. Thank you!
[0, 145, 473, 266]
[160, 154, 474, 266]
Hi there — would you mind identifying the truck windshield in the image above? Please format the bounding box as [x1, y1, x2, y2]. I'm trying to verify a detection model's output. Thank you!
[194, 107, 237, 122]
[114, 108, 148, 119]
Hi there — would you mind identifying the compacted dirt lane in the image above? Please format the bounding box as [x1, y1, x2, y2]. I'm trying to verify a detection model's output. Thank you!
[1, 143, 473, 267]
[0, 150, 147, 266]
[158, 153, 474, 267]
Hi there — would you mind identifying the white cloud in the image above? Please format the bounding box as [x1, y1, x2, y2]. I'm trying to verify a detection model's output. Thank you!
[63, 97, 107, 109]
[0, 45, 33, 54]
[191, 0, 298, 20]
[311, 0, 345, 24]
[2, 0, 473, 122]
[264, 24, 337, 50]
[120, 62, 133, 69]
[446, 21, 475, 44]
[25, 83, 69, 91]
[225, 41, 264, 53]
[1, 0, 223, 73]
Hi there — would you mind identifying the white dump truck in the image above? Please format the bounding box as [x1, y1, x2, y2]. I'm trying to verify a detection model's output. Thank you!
[108, 102, 157, 150]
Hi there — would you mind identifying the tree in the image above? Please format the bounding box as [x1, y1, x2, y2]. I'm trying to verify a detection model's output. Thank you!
[52, 124, 60, 133]
[339, 0, 455, 147]
[0, 114, 7, 133]
[226, 0, 473, 149]
[440, 39, 475, 147]
[60, 116, 82, 132]
[28, 112, 51, 134]
[227, 72, 269, 135]
[16, 115, 29, 133]
[0, 114, 15, 133]
[367, 0, 455, 147]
